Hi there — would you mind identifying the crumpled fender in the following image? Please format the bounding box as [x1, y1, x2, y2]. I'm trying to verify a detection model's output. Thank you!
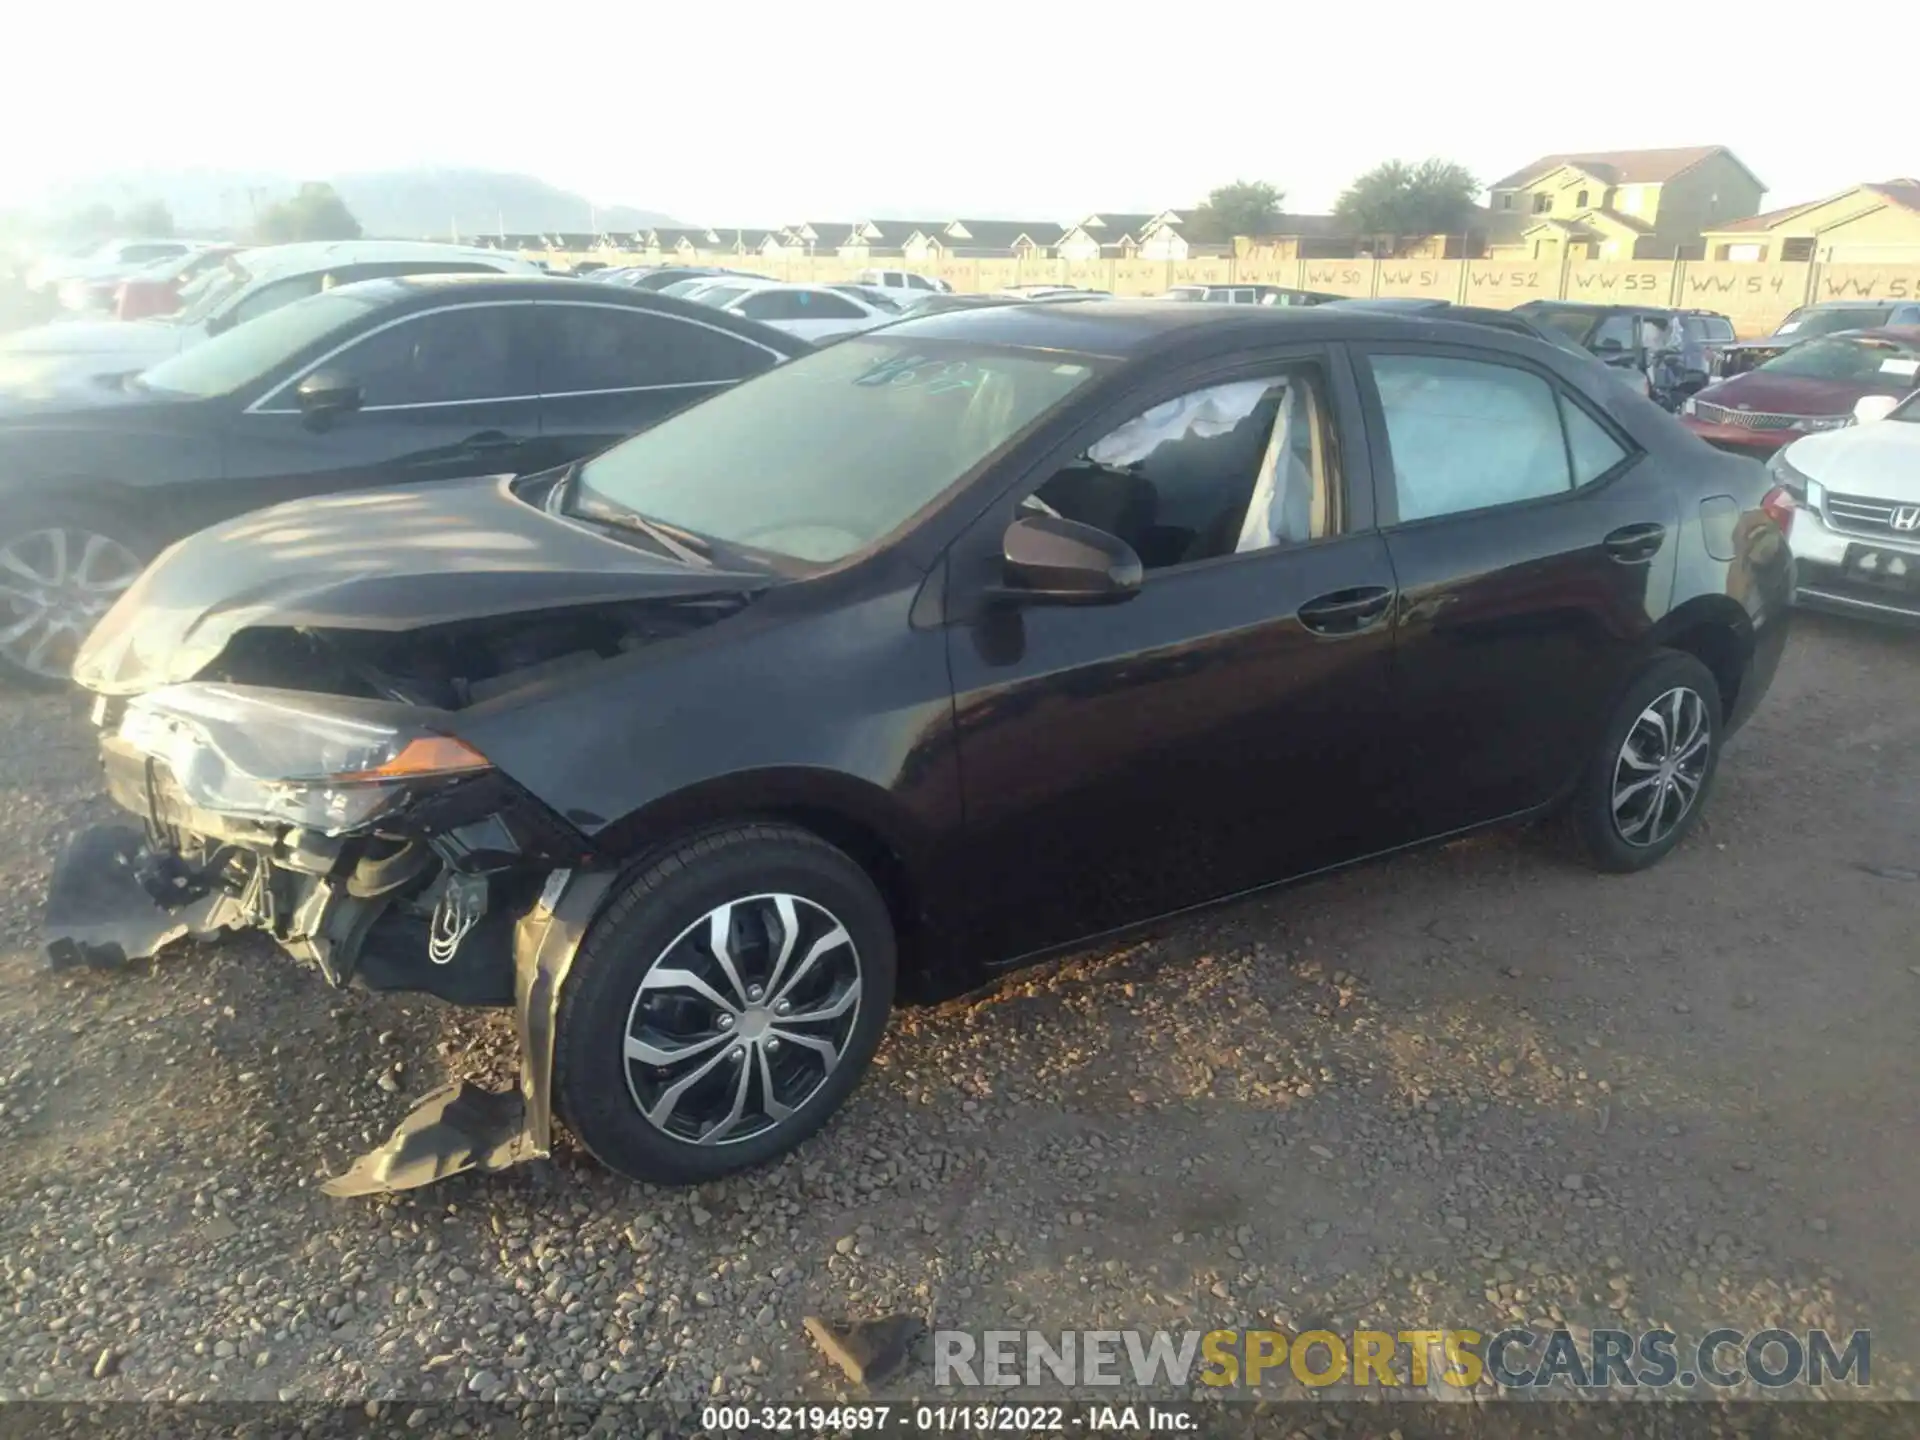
[322, 867, 615, 1197]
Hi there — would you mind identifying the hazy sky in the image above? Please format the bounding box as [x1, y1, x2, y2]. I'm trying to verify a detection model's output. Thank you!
[4, 2, 1911, 224]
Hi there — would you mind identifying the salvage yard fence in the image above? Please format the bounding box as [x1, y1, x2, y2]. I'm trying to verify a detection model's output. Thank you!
[530, 252, 1920, 338]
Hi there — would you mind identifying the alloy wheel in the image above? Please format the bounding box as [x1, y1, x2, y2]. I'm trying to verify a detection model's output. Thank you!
[622, 893, 862, 1145]
[0, 527, 144, 679]
[1611, 686, 1711, 848]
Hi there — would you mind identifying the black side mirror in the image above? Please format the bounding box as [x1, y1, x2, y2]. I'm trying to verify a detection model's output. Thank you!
[989, 514, 1142, 606]
[295, 369, 363, 423]
[1594, 337, 1627, 354]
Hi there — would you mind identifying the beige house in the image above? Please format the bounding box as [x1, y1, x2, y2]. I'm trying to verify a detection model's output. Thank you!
[1700, 180, 1920, 263]
[770, 222, 852, 255]
[904, 220, 1062, 261]
[1056, 212, 1182, 260]
[836, 220, 947, 261]
[1487, 146, 1764, 261]
[641, 227, 720, 258]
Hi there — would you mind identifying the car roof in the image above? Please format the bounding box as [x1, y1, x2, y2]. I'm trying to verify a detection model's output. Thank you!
[1518, 300, 1726, 317]
[312, 273, 814, 347]
[236, 240, 539, 282]
[717, 280, 832, 293]
[880, 297, 1584, 362]
[1325, 297, 1450, 310]
[1822, 324, 1920, 342]
[1804, 299, 1907, 309]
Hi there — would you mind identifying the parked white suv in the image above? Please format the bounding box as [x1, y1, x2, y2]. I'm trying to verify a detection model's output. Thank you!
[0, 241, 543, 388]
[856, 267, 951, 297]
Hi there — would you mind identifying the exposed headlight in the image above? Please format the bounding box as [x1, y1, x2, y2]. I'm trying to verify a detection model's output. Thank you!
[117, 684, 490, 835]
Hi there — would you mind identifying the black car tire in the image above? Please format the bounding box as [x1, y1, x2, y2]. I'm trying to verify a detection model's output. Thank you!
[1572, 650, 1723, 873]
[553, 822, 897, 1185]
[0, 497, 154, 690]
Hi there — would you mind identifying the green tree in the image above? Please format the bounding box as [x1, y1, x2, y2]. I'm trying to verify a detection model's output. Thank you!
[1334, 159, 1481, 252]
[1185, 180, 1285, 242]
[122, 198, 175, 238]
[255, 182, 362, 243]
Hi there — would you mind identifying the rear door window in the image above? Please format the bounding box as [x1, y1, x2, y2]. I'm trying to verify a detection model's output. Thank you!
[539, 303, 778, 390]
[1364, 352, 1615, 522]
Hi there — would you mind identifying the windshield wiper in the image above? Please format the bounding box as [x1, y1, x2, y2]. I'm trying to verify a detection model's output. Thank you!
[565, 482, 715, 567]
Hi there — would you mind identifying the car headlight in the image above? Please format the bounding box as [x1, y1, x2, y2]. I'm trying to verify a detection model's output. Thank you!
[1764, 449, 1825, 510]
[1681, 396, 1697, 416]
[117, 683, 490, 835]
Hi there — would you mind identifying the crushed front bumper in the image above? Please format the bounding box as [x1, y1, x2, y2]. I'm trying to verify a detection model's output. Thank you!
[41, 717, 619, 1197]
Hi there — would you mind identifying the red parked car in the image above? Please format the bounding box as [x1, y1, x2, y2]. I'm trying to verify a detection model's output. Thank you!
[113, 245, 240, 320]
[1680, 327, 1920, 455]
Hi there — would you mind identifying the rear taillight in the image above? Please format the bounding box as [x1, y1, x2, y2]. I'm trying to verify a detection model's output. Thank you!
[1760, 485, 1800, 531]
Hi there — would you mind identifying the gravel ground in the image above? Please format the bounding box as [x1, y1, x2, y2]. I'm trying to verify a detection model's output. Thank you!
[0, 612, 1915, 1417]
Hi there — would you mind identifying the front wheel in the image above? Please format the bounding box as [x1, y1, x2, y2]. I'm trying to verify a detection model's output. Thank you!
[1571, 651, 1723, 873]
[553, 823, 896, 1185]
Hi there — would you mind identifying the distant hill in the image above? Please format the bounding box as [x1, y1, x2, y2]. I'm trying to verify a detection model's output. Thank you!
[29, 167, 679, 239]
[331, 169, 678, 238]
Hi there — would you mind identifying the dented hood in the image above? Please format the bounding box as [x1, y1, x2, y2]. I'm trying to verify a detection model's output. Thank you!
[74, 474, 773, 695]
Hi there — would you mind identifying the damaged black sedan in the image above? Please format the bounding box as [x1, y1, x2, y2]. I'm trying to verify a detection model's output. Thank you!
[47, 302, 1792, 1196]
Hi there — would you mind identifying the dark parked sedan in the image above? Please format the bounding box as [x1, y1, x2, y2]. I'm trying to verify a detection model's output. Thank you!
[0, 275, 804, 683]
[44, 301, 1791, 1195]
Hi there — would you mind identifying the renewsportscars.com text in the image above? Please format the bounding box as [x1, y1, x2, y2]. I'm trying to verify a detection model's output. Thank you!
[933, 1326, 1871, 1390]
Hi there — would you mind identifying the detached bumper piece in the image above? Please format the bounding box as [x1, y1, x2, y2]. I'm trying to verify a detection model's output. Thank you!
[321, 1082, 531, 1197]
[43, 824, 251, 970]
[322, 869, 614, 1197]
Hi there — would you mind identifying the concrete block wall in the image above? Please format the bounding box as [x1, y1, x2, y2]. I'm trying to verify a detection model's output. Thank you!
[537, 252, 1920, 337]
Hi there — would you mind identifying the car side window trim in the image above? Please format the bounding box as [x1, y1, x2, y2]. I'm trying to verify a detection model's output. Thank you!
[1349, 342, 1644, 531]
[246, 300, 540, 415]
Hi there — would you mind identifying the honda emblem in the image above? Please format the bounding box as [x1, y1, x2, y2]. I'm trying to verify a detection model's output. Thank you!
[1892, 505, 1920, 533]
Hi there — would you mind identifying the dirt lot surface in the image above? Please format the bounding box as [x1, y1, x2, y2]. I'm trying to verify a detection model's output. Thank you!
[1, 612, 1915, 1418]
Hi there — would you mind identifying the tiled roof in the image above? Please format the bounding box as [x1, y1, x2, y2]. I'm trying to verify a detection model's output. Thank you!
[1709, 179, 1920, 234]
[855, 219, 948, 245]
[1080, 212, 1160, 238]
[945, 219, 1066, 250]
[1490, 146, 1747, 191]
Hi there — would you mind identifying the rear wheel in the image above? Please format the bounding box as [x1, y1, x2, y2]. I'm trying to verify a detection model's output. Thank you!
[0, 500, 150, 688]
[1571, 651, 1723, 873]
[553, 823, 896, 1185]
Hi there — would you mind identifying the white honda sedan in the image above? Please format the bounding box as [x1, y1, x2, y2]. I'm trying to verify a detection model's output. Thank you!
[1765, 390, 1920, 624]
